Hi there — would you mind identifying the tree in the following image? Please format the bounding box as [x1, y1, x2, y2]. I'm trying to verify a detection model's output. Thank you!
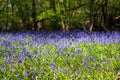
[0, 0, 120, 31]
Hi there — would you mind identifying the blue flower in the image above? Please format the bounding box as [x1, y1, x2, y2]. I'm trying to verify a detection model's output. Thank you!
[29, 67, 34, 70]
[2, 67, 6, 73]
[40, 68, 43, 73]
[94, 62, 98, 67]
[16, 75, 22, 80]
[50, 63, 56, 70]
[32, 72, 35, 79]
[83, 75, 86, 79]
[23, 71, 29, 77]
[76, 68, 82, 73]
[18, 60, 22, 64]
[77, 49, 82, 55]
[4, 57, 11, 63]
[63, 69, 67, 74]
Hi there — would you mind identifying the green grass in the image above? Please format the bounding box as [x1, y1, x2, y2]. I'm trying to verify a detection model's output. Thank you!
[0, 43, 120, 80]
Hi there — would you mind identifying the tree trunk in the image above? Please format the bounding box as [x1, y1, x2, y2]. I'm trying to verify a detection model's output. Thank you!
[101, 0, 109, 31]
[11, 0, 15, 30]
[61, 16, 66, 31]
[31, 0, 36, 30]
[50, 0, 56, 12]
[89, 0, 95, 31]
[6, 0, 9, 30]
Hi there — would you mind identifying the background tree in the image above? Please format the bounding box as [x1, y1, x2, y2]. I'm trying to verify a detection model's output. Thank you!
[0, 0, 120, 31]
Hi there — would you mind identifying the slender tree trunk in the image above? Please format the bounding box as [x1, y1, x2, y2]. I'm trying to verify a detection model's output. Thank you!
[104, 0, 108, 26]
[11, 0, 15, 30]
[101, 0, 109, 31]
[6, 0, 9, 30]
[61, 0, 71, 32]
[89, 0, 94, 31]
[61, 0, 67, 31]
[15, 1, 28, 29]
[61, 16, 66, 31]
[50, 0, 56, 12]
[31, 0, 36, 30]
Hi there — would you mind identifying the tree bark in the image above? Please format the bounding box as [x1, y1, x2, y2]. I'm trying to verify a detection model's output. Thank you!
[101, 0, 109, 31]
[31, 0, 36, 30]
[89, 0, 95, 31]
[6, 0, 9, 30]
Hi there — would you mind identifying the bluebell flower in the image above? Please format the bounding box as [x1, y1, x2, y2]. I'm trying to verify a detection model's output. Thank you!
[40, 68, 43, 73]
[20, 53, 25, 58]
[87, 66, 92, 69]
[32, 72, 35, 79]
[83, 76, 86, 79]
[30, 67, 34, 70]
[16, 75, 22, 80]
[63, 69, 67, 74]
[13, 54, 18, 57]
[101, 57, 106, 61]
[70, 52, 74, 58]
[76, 68, 82, 73]
[50, 63, 56, 70]
[23, 71, 29, 77]
[94, 62, 98, 67]
[77, 49, 82, 55]
[4, 57, 11, 63]
[0, 67, 6, 73]
[18, 60, 22, 64]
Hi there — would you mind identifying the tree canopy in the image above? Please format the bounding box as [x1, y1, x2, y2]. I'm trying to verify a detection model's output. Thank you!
[0, 0, 120, 31]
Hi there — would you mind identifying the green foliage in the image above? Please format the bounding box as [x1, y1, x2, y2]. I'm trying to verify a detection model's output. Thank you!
[0, 0, 120, 30]
[0, 42, 120, 80]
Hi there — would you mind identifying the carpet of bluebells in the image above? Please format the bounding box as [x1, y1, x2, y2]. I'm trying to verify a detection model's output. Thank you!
[0, 30, 120, 80]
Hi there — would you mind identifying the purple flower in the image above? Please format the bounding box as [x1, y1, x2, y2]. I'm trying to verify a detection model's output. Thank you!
[88, 46, 91, 52]
[20, 53, 25, 59]
[32, 72, 35, 79]
[94, 62, 98, 67]
[87, 66, 92, 69]
[2, 67, 6, 73]
[13, 54, 18, 57]
[4, 57, 11, 63]
[40, 68, 43, 73]
[23, 71, 29, 77]
[29, 67, 34, 70]
[16, 75, 22, 80]
[77, 49, 82, 55]
[101, 57, 106, 61]
[76, 68, 82, 73]
[63, 69, 67, 74]
[50, 63, 56, 70]
[83, 76, 86, 79]
[18, 60, 22, 64]
[70, 53, 74, 58]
